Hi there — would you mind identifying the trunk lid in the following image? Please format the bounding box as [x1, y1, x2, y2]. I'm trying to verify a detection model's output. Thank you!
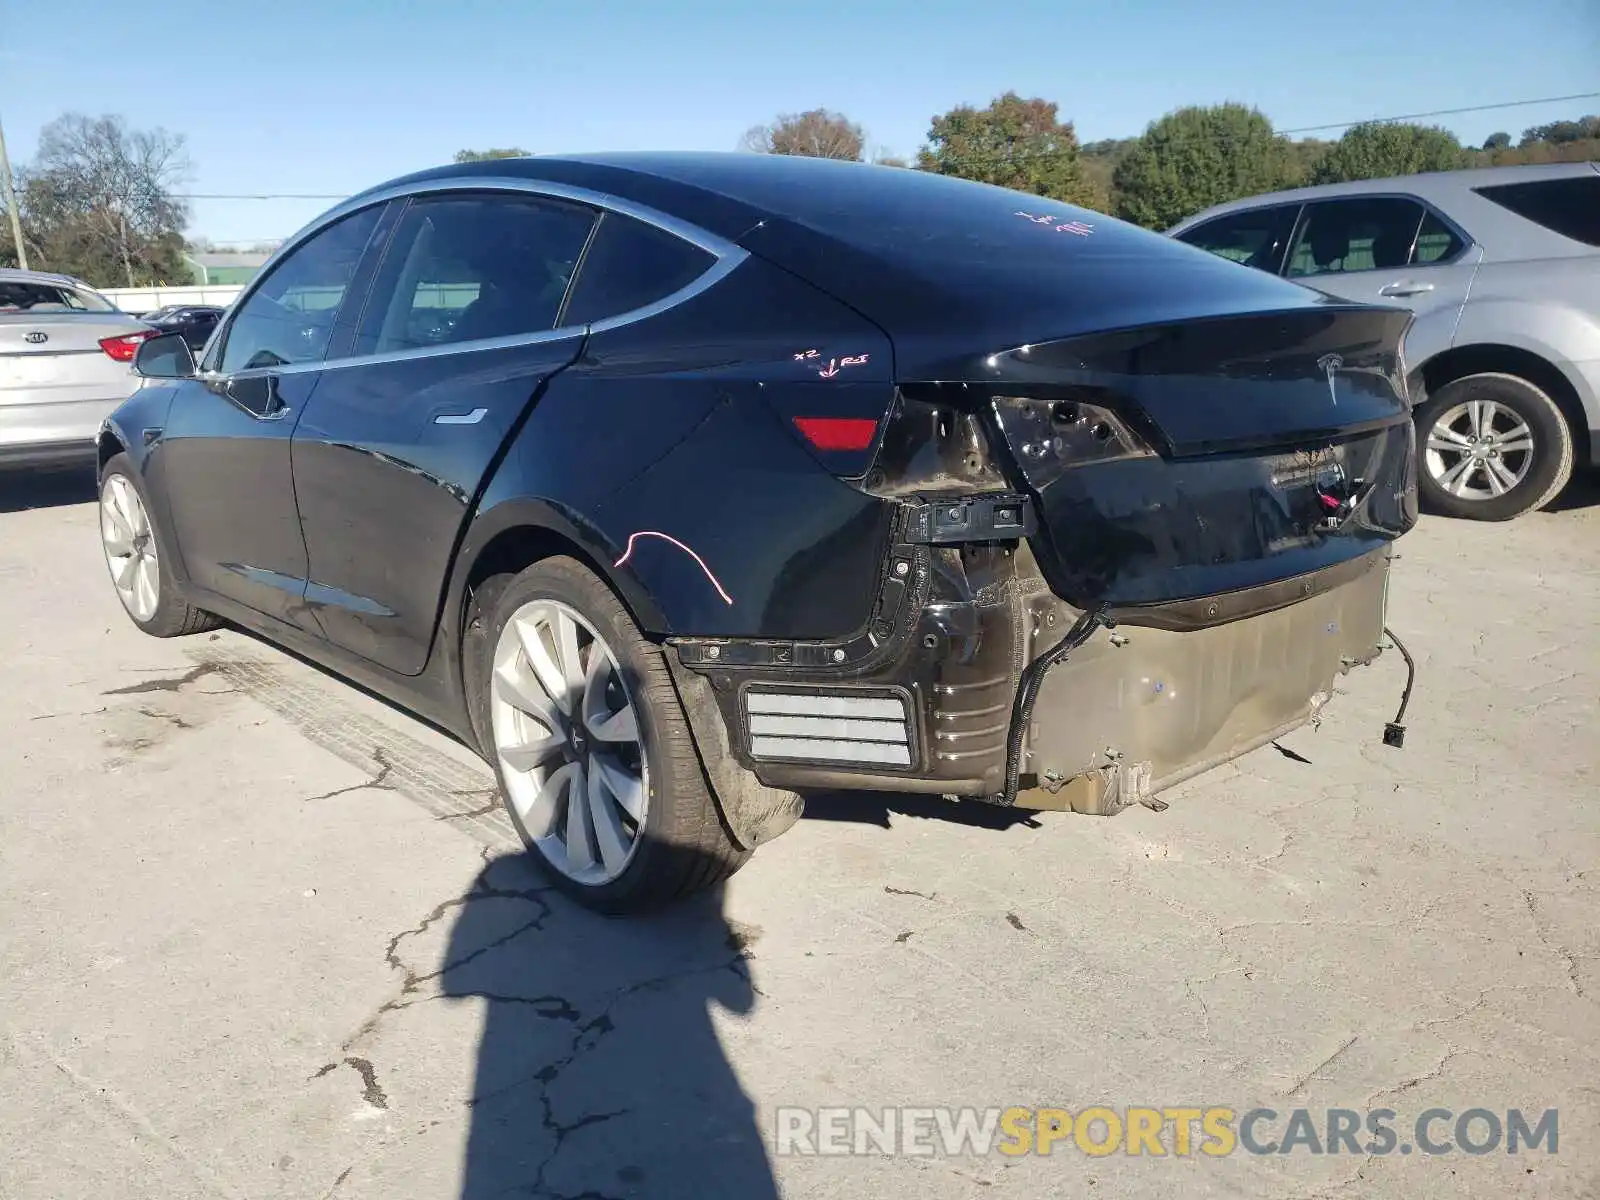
[897, 306, 1419, 609]
[0, 314, 152, 407]
[981, 305, 1414, 457]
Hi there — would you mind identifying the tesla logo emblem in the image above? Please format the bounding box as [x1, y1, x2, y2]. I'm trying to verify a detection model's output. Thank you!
[23, 331, 47, 344]
[1317, 353, 1343, 406]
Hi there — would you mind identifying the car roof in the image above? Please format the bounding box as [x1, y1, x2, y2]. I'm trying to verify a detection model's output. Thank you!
[356, 151, 1347, 363]
[1169, 160, 1599, 233]
[0, 266, 98, 290]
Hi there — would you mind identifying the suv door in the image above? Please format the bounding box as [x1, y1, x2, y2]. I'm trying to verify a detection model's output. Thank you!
[1282, 195, 1482, 319]
[290, 190, 599, 675]
[150, 202, 396, 627]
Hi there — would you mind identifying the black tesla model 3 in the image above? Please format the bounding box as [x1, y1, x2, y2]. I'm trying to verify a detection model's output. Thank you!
[98, 152, 1417, 911]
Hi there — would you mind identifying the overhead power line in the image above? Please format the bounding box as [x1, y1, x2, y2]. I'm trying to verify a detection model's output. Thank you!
[1272, 91, 1600, 137]
[167, 91, 1600, 202]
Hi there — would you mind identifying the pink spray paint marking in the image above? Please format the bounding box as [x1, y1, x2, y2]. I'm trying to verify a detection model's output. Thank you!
[793, 349, 871, 379]
[614, 531, 734, 606]
[1014, 211, 1094, 237]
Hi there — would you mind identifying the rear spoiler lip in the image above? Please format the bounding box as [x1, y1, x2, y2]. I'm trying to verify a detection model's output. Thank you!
[887, 301, 1414, 388]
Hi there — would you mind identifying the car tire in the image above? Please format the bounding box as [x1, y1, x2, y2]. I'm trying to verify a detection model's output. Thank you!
[466, 555, 748, 913]
[1415, 372, 1574, 521]
[98, 454, 219, 637]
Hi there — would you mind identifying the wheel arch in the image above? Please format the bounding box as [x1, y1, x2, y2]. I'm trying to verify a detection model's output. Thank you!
[453, 503, 669, 636]
[1411, 342, 1591, 464]
[96, 424, 129, 477]
[442, 500, 672, 739]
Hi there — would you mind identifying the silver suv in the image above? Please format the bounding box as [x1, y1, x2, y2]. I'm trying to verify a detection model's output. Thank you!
[1171, 162, 1599, 520]
[0, 268, 154, 468]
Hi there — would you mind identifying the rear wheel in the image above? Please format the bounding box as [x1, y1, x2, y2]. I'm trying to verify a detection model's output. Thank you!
[98, 454, 218, 637]
[468, 556, 747, 912]
[1415, 372, 1574, 521]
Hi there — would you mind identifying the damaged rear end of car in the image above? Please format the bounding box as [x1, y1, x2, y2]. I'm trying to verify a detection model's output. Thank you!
[669, 175, 1418, 821]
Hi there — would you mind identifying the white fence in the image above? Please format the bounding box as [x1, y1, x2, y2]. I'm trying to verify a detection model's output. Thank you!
[100, 284, 245, 314]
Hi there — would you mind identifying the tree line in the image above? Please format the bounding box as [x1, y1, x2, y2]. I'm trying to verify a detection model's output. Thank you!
[742, 97, 1600, 230]
[4, 104, 1594, 289]
[1, 113, 190, 286]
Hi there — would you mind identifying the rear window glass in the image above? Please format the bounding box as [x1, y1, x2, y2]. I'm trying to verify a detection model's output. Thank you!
[0, 281, 115, 313]
[1473, 175, 1600, 247]
[562, 211, 715, 325]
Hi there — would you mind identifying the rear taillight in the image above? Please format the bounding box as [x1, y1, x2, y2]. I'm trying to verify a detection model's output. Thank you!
[792, 416, 879, 453]
[99, 332, 154, 362]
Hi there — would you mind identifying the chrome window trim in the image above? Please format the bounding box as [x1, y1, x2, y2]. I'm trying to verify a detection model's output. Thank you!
[205, 174, 748, 382]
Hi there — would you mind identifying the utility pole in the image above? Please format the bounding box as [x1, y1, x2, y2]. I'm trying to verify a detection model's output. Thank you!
[0, 110, 27, 270]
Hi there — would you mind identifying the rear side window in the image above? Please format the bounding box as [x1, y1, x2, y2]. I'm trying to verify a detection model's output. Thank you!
[561, 211, 716, 326]
[1412, 211, 1465, 264]
[358, 193, 597, 354]
[1473, 176, 1600, 247]
[1175, 204, 1300, 275]
[1286, 197, 1425, 277]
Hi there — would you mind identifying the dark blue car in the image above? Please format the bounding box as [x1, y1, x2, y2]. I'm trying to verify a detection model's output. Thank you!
[97, 152, 1418, 911]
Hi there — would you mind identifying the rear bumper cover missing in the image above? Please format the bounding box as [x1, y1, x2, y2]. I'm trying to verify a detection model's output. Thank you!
[672, 523, 1393, 832]
[1025, 548, 1389, 804]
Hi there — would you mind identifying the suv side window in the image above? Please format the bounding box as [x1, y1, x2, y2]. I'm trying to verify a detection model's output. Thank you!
[1174, 204, 1300, 275]
[1474, 175, 1600, 247]
[1412, 210, 1465, 264]
[357, 193, 597, 356]
[560, 211, 717, 325]
[1286, 197, 1425, 278]
[217, 206, 383, 373]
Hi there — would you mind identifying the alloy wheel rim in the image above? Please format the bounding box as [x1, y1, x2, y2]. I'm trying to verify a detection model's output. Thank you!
[489, 599, 648, 885]
[101, 475, 161, 622]
[1424, 399, 1534, 501]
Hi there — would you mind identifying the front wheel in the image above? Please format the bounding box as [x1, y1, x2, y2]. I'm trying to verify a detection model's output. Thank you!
[467, 556, 748, 913]
[99, 454, 218, 637]
[1415, 372, 1574, 521]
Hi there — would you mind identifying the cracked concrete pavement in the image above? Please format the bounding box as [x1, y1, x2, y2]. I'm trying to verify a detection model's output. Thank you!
[1, 466, 1596, 1199]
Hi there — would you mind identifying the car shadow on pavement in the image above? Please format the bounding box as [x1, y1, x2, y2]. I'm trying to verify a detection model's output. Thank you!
[1547, 467, 1600, 512]
[802, 789, 1043, 830]
[0, 464, 98, 513]
[440, 851, 777, 1199]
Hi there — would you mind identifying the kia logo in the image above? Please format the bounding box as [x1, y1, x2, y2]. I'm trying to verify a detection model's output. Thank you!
[23, 331, 47, 345]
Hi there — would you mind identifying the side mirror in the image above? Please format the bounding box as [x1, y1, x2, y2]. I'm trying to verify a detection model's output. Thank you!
[133, 332, 196, 380]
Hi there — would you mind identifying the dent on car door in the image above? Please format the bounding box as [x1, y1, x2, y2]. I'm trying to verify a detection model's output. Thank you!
[152, 202, 395, 628]
[290, 191, 599, 676]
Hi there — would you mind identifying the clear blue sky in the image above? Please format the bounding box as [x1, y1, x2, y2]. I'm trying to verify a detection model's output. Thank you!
[2, 0, 1595, 244]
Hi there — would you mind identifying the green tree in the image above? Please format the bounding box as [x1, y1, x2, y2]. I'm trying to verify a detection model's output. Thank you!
[1482, 131, 1512, 151]
[7, 113, 189, 285]
[1310, 121, 1466, 184]
[917, 92, 1095, 205]
[739, 109, 864, 159]
[1519, 117, 1600, 146]
[1078, 136, 1137, 213]
[1111, 104, 1300, 230]
[453, 147, 530, 162]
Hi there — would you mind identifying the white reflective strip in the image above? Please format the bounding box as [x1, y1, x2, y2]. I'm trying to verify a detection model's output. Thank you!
[744, 691, 905, 720]
[748, 714, 907, 743]
[750, 736, 912, 766]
